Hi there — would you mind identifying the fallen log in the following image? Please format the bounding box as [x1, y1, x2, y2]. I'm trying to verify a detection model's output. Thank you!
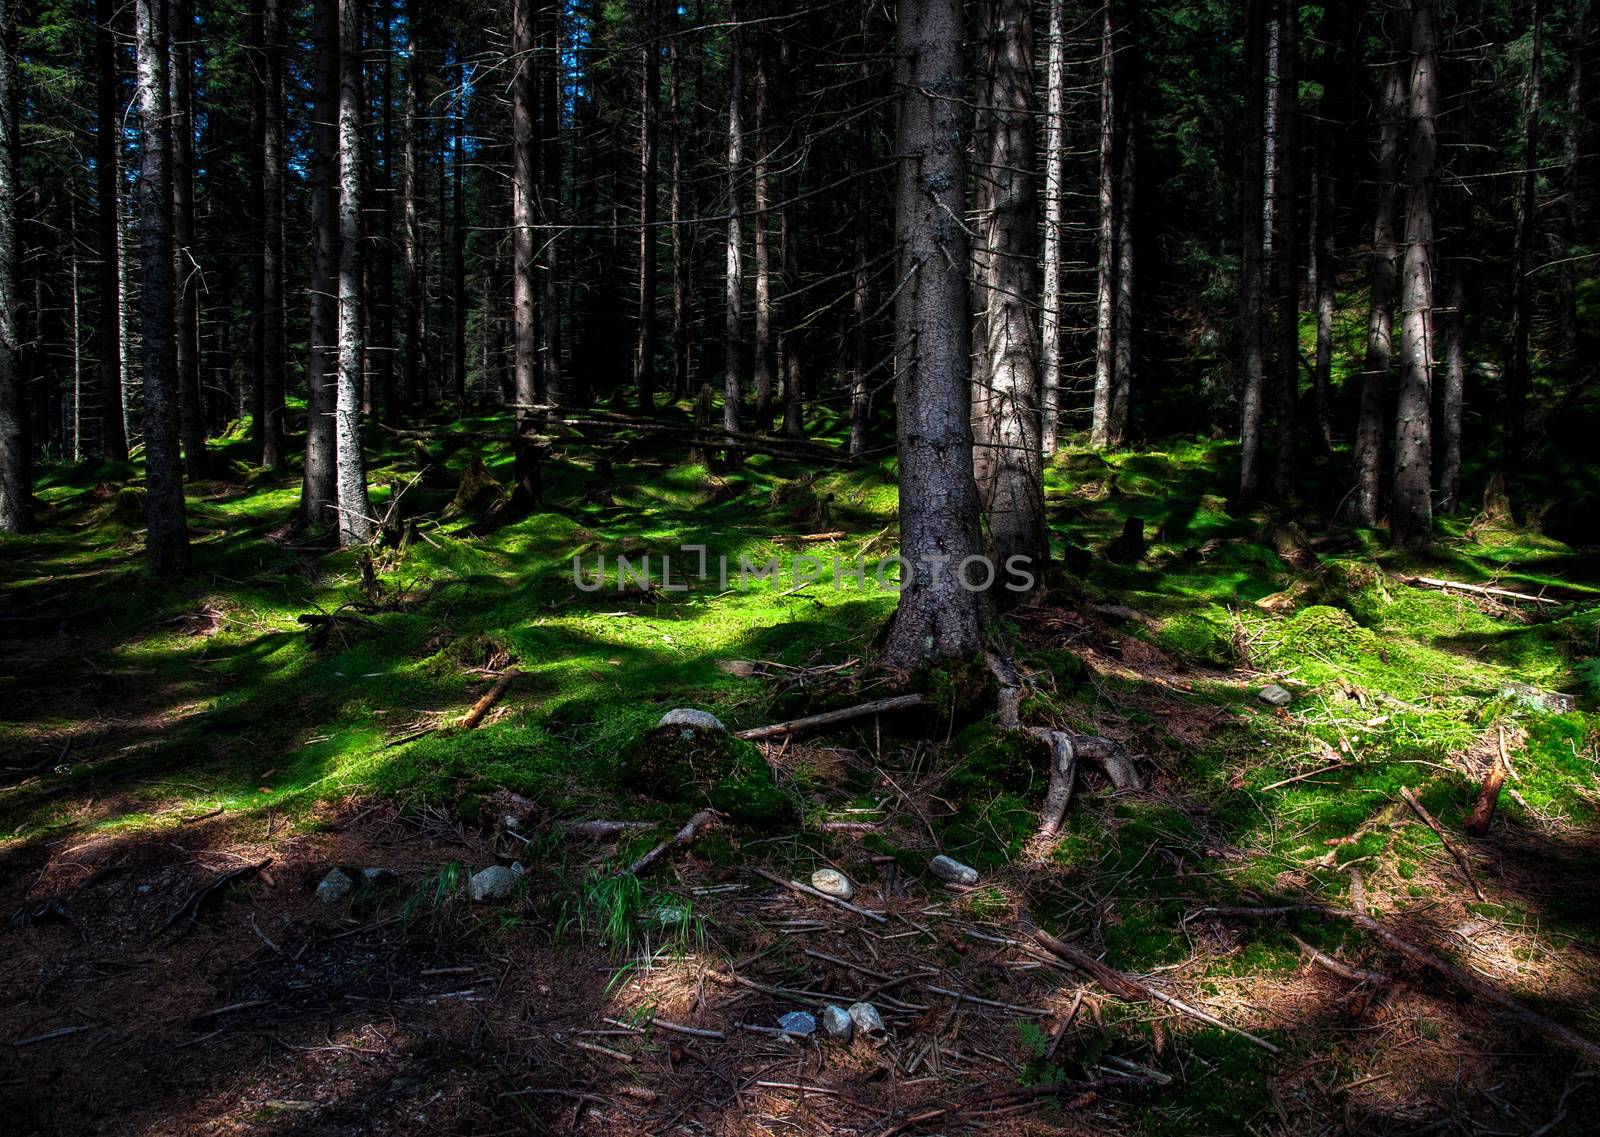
[1401, 575, 1573, 607]
[459, 669, 520, 731]
[735, 694, 926, 741]
[621, 809, 717, 877]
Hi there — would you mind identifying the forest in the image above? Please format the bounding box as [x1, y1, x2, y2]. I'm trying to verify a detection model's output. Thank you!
[1, 0, 1599, 1133]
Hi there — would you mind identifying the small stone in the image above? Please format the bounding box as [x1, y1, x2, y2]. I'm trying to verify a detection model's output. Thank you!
[316, 868, 355, 905]
[809, 868, 854, 900]
[927, 855, 979, 886]
[647, 905, 686, 927]
[657, 708, 726, 732]
[1258, 684, 1294, 707]
[847, 1001, 887, 1040]
[821, 1005, 854, 1042]
[468, 864, 521, 903]
[777, 1011, 816, 1037]
[360, 867, 397, 887]
[1500, 682, 1577, 715]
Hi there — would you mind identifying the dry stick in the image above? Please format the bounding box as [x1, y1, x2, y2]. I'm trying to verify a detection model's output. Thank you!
[750, 866, 889, 922]
[565, 819, 654, 841]
[923, 984, 1052, 1016]
[1260, 759, 1344, 792]
[459, 669, 520, 730]
[1291, 935, 1391, 986]
[1465, 731, 1510, 837]
[1045, 989, 1085, 1061]
[1401, 575, 1568, 607]
[735, 694, 926, 741]
[1202, 902, 1600, 1064]
[605, 1015, 725, 1040]
[1398, 786, 1484, 901]
[620, 809, 716, 877]
[1026, 922, 1281, 1054]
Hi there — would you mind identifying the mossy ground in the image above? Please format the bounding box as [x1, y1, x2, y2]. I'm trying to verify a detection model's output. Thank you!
[4, 411, 1599, 1133]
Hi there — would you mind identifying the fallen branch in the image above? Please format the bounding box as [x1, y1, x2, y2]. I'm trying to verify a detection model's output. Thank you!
[1401, 575, 1570, 607]
[735, 694, 926, 741]
[1260, 759, 1344, 792]
[1398, 786, 1483, 901]
[459, 669, 520, 731]
[621, 809, 717, 877]
[750, 866, 888, 922]
[1465, 731, 1510, 837]
[1199, 901, 1600, 1064]
[564, 819, 654, 841]
[1292, 935, 1391, 986]
[1069, 733, 1144, 792]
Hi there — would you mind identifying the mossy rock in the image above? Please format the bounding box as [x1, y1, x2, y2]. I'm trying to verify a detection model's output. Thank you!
[625, 724, 793, 827]
[1280, 605, 1380, 662]
[943, 722, 1050, 802]
[443, 458, 508, 518]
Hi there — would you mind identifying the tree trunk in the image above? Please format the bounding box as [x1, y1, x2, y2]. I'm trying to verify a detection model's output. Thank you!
[1038, 0, 1065, 458]
[399, 0, 423, 409]
[778, 33, 804, 443]
[335, 0, 373, 545]
[375, 0, 395, 423]
[511, 0, 541, 505]
[752, 22, 774, 430]
[1311, 130, 1335, 455]
[299, 0, 340, 530]
[95, 0, 128, 461]
[0, 0, 30, 532]
[450, 49, 467, 408]
[1390, 0, 1439, 549]
[634, 0, 660, 413]
[847, 5, 871, 457]
[1270, 0, 1298, 500]
[722, 3, 744, 454]
[879, 0, 987, 669]
[1558, 3, 1586, 353]
[1505, 0, 1543, 464]
[1110, 0, 1138, 447]
[259, 0, 286, 467]
[668, 25, 687, 399]
[1089, 3, 1115, 450]
[972, 0, 1045, 602]
[170, 0, 206, 479]
[1437, 262, 1465, 514]
[135, 0, 190, 572]
[1348, 9, 1408, 525]
[1238, 0, 1268, 501]
[248, 0, 265, 457]
[540, 4, 563, 408]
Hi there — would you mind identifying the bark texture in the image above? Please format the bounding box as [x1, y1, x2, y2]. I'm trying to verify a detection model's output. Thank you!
[335, 0, 373, 545]
[300, 0, 339, 529]
[1238, 0, 1268, 501]
[0, 0, 29, 532]
[511, 0, 541, 504]
[1039, 0, 1065, 458]
[94, 0, 128, 461]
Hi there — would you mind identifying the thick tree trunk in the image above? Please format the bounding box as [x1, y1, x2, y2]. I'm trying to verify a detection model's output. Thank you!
[972, 0, 1044, 601]
[634, 0, 660, 413]
[1238, 0, 1268, 501]
[299, 0, 340, 530]
[540, 4, 563, 408]
[722, 4, 744, 453]
[1110, 0, 1138, 447]
[95, 0, 128, 461]
[778, 35, 804, 443]
[1089, 4, 1115, 450]
[1505, 0, 1543, 464]
[248, 1, 265, 456]
[510, 0, 541, 505]
[1437, 264, 1465, 514]
[1311, 133, 1335, 454]
[335, 0, 373, 545]
[259, 0, 286, 466]
[1039, 0, 1065, 458]
[135, 0, 190, 572]
[1270, 0, 1298, 500]
[879, 0, 987, 669]
[0, 0, 30, 532]
[1348, 11, 1408, 525]
[170, 0, 206, 479]
[1390, 0, 1439, 549]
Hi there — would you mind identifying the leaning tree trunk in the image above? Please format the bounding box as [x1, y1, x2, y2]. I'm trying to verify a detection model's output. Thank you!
[1505, 0, 1543, 465]
[1348, 9, 1408, 525]
[0, 0, 31, 532]
[1089, 3, 1116, 450]
[972, 0, 1045, 602]
[335, 0, 373, 546]
[299, 0, 339, 530]
[1270, 0, 1298, 501]
[1238, 0, 1268, 501]
[634, 0, 659, 413]
[95, 0, 128, 461]
[879, 0, 987, 669]
[170, 0, 206, 479]
[134, 0, 190, 573]
[510, 0, 541, 505]
[1390, 0, 1439, 549]
[1038, 0, 1065, 458]
[722, 3, 744, 455]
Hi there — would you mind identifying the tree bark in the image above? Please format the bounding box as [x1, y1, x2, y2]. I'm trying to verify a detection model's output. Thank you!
[1558, 3, 1586, 353]
[1311, 130, 1335, 455]
[634, 0, 660, 413]
[1270, 0, 1297, 500]
[375, 0, 395, 423]
[0, 0, 30, 532]
[94, 0, 128, 462]
[1505, 0, 1543, 464]
[511, 0, 541, 506]
[723, 2, 744, 454]
[1390, 0, 1439, 549]
[540, 3, 563, 408]
[398, 0, 424, 409]
[847, 5, 872, 457]
[972, 0, 1045, 601]
[258, 0, 286, 466]
[1110, 0, 1138, 447]
[1038, 0, 1065, 458]
[449, 47, 467, 408]
[668, 24, 687, 399]
[169, 0, 206, 479]
[1238, 0, 1268, 501]
[135, 0, 190, 572]
[1437, 262, 1465, 514]
[335, 0, 374, 545]
[751, 21, 774, 430]
[1348, 9, 1408, 526]
[879, 0, 987, 669]
[300, 0, 340, 530]
[1089, 3, 1115, 450]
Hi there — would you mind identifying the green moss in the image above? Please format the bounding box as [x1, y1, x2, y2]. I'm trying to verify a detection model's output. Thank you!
[625, 724, 794, 827]
[1152, 610, 1235, 666]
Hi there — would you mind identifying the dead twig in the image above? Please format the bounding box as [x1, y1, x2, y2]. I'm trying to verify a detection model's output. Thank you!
[155, 858, 271, 938]
[1398, 786, 1483, 900]
[750, 866, 888, 922]
[736, 695, 926, 741]
[621, 809, 717, 877]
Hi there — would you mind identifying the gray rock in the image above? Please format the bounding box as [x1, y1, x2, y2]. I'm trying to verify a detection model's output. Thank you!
[821, 1005, 854, 1043]
[809, 868, 854, 900]
[777, 1011, 816, 1037]
[657, 708, 726, 732]
[927, 855, 979, 886]
[1258, 684, 1294, 707]
[847, 1001, 887, 1040]
[1500, 682, 1577, 715]
[360, 867, 397, 887]
[469, 864, 522, 903]
[316, 868, 355, 905]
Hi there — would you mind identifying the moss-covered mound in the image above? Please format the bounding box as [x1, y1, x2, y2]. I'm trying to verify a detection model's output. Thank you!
[625, 724, 793, 827]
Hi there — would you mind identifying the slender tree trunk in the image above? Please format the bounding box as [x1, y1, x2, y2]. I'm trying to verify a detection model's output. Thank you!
[135, 0, 190, 572]
[0, 0, 29, 531]
[1238, 0, 1268, 500]
[335, 0, 373, 545]
[634, 0, 659, 412]
[540, 3, 563, 408]
[299, 0, 339, 530]
[722, 3, 744, 454]
[1348, 10, 1408, 525]
[95, 0, 128, 461]
[847, 5, 872, 457]
[1271, 0, 1298, 500]
[751, 20, 774, 428]
[880, 0, 986, 669]
[249, 0, 265, 457]
[668, 26, 687, 400]
[778, 32, 804, 442]
[170, 0, 206, 478]
[399, 0, 423, 409]
[1089, 3, 1115, 449]
[1505, 0, 1543, 464]
[450, 51, 467, 408]
[260, 0, 286, 467]
[511, 0, 541, 505]
[1311, 129, 1335, 454]
[1390, 0, 1439, 549]
[1110, 0, 1138, 447]
[972, 0, 1044, 601]
[376, 0, 395, 422]
[1437, 263, 1465, 514]
[1039, 0, 1065, 458]
[1559, 2, 1586, 353]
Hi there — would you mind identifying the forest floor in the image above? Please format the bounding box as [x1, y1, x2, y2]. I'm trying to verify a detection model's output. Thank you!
[3, 410, 1600, 1136]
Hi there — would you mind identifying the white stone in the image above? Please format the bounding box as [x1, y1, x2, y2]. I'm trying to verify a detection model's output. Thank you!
[657, 708, 726, 732]
[847, 1001, 887, 1039]
[1258, 684, 1294, 707]
[469, 864, 521, 902]
[821, 1005, 854, 1042]
[927, 855, 979, 886]
[316, 868, 355, 905]
[809, 868, 854, 900]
